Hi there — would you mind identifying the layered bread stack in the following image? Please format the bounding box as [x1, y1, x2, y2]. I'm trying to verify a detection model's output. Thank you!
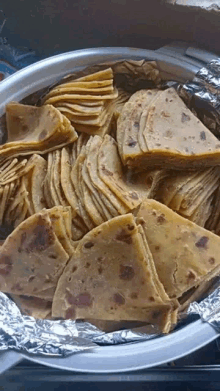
[0, 67, 220, 334]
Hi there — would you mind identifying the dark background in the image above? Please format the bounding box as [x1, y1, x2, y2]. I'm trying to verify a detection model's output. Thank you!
[1, 0, 220, 57]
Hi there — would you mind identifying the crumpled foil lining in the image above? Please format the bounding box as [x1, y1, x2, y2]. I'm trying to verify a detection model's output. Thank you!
[1, 58, 220, 358]
[179, 59, 220, 139]
[188, 285, 220, 332]
[0, 292, 157, 356]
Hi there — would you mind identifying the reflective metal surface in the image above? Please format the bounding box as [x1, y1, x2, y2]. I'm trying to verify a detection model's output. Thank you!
[0, 47, 219, 373]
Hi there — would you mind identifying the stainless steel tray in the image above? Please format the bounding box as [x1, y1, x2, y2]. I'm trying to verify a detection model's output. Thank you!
[0, 46, 219, 373]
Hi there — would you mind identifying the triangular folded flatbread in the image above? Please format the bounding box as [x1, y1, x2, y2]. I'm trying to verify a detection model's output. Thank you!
[117, 89, 159, 159]
[0, 209, 70, 299]
[87, 136, 127, 216]
[136, 199, 220, 299]
[46, 206, 74, 256]
[187, 193, 214, 227]
[31, 155, 47, 213]
[119, 88, 220, 169]
[52, 214, 177, 333]
[3, 102, 78, 160]
[98, 135, 163, 209]
[42, 69, 117, 136]
[156, 167, 220, 227]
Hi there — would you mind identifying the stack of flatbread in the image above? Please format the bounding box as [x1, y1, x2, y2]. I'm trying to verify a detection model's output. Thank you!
[156, 167, 220, 227]
[117, 87, 220, 170]
[43, 69, 120, 136]
[50, 198, 220, 332]
[0, 157, 31, 185]
[2, 199, 220, 332]
[1, 64, 220, 335]
[0, 130, 167, 240]
[2, 102, 78, 160]
[58, 133, 167, 239]
[112, 89, 131, 120]
[0, 154, 49, 228]
[0, 154, 47, 228]
[205, 185, 220, 235]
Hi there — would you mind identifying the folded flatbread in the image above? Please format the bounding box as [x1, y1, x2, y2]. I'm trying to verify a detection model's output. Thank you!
[52, 214, 177, 333]
[118, 88, 220, 170]
[3, 102, 77, 159]
[98, 135, 165, 209]
[0, 209, 70, 299]
[117, 89, 159, 159]
[42, 69, 118, 136]
[157, 167, 220, 227]
[136, 199, 220, 299]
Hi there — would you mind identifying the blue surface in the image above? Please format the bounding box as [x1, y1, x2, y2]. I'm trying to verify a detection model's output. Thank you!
[0, 42, 40, 80]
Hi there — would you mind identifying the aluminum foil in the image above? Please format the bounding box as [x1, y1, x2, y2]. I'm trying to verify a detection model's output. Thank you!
[1, 58, 220, 357]
[0, 292, 158, 356]
[179, 59, 220, 138]
[0, 292, 98, 356]
[188, 285, 220, 332]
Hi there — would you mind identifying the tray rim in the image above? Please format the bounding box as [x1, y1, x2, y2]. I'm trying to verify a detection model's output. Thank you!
[0, 47, 218, 373]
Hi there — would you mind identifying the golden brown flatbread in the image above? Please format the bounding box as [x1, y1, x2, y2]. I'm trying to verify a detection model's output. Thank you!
[31, 155, 47, 213]
[42, 153, 54, 209]
[52, 214, 177, 333]
[206, 186, 220, 233]
[45, 152, 60, 207]
[117, 89, 159, 159]
[52, 150, 69, 207]
[70, 147, 95, 230]
[86, 136, 126, 216]
[0, 184, 10, 225]
[3, 102, 77, 159]
[60, 146, 89, 240]
[98, 135, 159, 209]
[187, 193, 215, 227]
[82, 181, 105, 226]
[60, 147, 78, 212]
[83, 142, 117, 220]
[112, 89, 131, 119]
[119, 88, 220, 170]
[0, 209, 69, 299]
[136, 199, 220, 299]
[53, 101, 104, 115]
[43, 69, 117, 136]
[46, 206, 74, 257]
[0, 154, 43, 187]
[157, 167, 220, 226]
[4, 179, 26, 226]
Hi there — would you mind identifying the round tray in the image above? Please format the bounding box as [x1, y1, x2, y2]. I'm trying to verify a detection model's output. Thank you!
[0, 47, 218, 373]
